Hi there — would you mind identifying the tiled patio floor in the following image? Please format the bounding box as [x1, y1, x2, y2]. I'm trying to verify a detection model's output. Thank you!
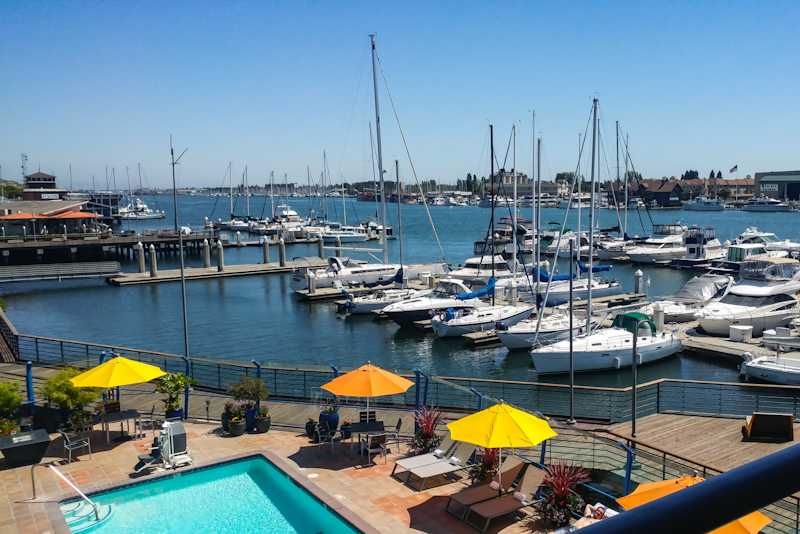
[0, 422, 550, 534]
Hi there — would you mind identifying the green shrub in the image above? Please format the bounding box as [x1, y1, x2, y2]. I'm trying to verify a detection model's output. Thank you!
[0, 380, 22, 417]
[154, 373, 197, 411]
[38, 367, 103, 409]
[227, 375, 269, 409]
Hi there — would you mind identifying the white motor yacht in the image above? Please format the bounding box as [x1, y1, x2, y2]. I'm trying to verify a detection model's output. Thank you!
[383, 278, 491, 327]
[650, 274, 734, 322]
[430, 304, 534, 337]
[742, 195, 792, 212]
[449, 254, 521, 282]
[119, 198, 166, 220]
[733, 227, 800, 256]
[684, 196, 725, 211]
[530, 313, 682, 374]
[341, 287, 433, 315]
[709, 243, 786, 273]
[625, 222, 687, 263]
[740, 353, 800, 386]
[671, 226, 725, 268]
[289, 256, 445, 292]
[694, 258, 800, 336]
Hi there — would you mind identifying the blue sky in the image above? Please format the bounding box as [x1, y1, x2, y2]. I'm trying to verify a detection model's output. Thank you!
[1, 1, 798, 190]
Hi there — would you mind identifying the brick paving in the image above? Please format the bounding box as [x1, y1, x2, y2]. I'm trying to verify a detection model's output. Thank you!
[0, 421, 550, 534]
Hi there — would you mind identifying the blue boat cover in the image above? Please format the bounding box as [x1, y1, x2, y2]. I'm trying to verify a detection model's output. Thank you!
[454, 277, 495, 300]
[577, 260, 611, 273]
[532, 268, 574, 282]
[364, 269, 403, 288]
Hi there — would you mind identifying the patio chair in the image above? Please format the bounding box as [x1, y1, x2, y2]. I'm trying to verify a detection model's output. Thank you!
[359, 410, 377, 423]
[405, 441, 478, 491]
[445, 455, 525, 519]
[464, 465, 546, 532]
[386, 417, 403, 451]
[133, 436, 162, 473]
[361, 433, 388, 465]
[316, 422, 337, 456]
[135, 405, 159, 438]
[390, 436, 457, 482]
[59, 429, 91, 463]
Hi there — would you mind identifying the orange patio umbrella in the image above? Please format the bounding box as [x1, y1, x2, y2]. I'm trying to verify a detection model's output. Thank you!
[320, 361, 414, 412]
[617, 475, 771, 534]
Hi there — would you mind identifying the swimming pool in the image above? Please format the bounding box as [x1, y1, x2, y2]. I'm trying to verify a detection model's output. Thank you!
[59, 454, 368, 534]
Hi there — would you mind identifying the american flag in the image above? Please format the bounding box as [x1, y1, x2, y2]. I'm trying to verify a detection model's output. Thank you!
[730, 165, 738, 173]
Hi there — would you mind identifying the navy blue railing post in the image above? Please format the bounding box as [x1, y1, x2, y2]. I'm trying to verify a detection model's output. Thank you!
[26, 361, 34, 415]
[181, 355, 190, 420]
[535, 412, 548, 466]
[469, 386, 483, 412]
[252, 360, 263, 411]
[100, 351, 107, 402]
[618, 441, 636, 496]
[413, 368, 421, 433]
[330, 364, 339, 378]
[422, 374, 429, 408]
[111, 351, 121, 401]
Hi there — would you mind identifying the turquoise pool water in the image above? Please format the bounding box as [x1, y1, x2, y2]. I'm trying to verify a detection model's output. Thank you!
[61, 456, 361, 534]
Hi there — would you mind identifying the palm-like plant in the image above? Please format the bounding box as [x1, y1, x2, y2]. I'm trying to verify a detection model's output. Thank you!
[542, 461, 590, 498]
[534, 461, 591, 526]
[408, 406, 444, 456]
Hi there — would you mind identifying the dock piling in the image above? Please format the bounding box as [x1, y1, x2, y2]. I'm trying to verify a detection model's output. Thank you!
[203, 239, 210, 268]
[634, 269, 644, 294]
[236, 231, 242, 246]
[318, 237, 324, 260]
[262, 237, 270, 264]
[217, 240, 225, 272]
[149, 244, 157, 277]
[308, 272, 316, 294]
[278, 239, 286, 267]
[653, 302, 665, 331]
[335, 237, 342, 257]
[136, 242, 145, 273]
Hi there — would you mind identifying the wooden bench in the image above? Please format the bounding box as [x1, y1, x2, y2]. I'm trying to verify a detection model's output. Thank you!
[742, 412, 794, 442]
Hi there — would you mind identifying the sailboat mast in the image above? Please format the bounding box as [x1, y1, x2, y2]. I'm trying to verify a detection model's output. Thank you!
[396, 159, 404, 285]
[490, 124, 495, 305]
[512, 123, 518, 279]
[342, 175, 346, 226]
[370, 34, 389, 263]
[624, 133, 629, 236]
[270, 171, 275, 219]
[229, 162, 233, 220]
[536, 137, 541, 310]
[577, 134, 581, 262]
[306, 168, 311, 219]
[587, 98, 598, 327]
[245, 166, 249, 218]
[616, 121, 620, 236]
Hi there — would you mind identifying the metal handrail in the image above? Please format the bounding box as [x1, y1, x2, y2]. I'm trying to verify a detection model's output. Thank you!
[36, 463, 100, 521]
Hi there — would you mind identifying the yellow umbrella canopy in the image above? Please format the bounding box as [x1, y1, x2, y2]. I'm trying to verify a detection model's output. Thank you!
[69, 356, 166, 388]
[320, 362, 414, 411]
[616, 475, 771, 534]
[446, 403, 557, 449]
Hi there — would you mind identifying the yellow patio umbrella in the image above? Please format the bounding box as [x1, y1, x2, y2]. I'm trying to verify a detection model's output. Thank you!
[70, 356, 166, 388]
[447, 402, 557, 495]
[616, 475, 771, 534]
[320, 361, 414, 412]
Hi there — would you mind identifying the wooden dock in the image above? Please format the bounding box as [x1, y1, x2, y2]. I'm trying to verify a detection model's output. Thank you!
[221, 237, 318, 247]
[679, 328, 768, 360]
[106, 259, 328, 286]
[565, 292, 646, 309]
[463, 330, 503, 346]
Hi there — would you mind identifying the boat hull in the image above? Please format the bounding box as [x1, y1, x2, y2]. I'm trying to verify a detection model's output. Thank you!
[386, 302, 481, 327]
[696, 310, 796, 337]
[497, 323, 584, 350]
[430, 306, 533, 337]
[530, 335, 682, 374]
[743, 356, 800, 386]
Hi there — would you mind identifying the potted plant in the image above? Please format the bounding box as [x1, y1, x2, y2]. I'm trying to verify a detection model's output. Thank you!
[38, 367, 103, 431]
[340, 419, 352, 439]
[408, 406, 444, 456]
[533, 461, 590, 527]
[305, 417, 317, 439]
[154, 372, 197, 420]
[221, 401, 234, 432]
[68, 410, 94, 433]
[318, 397, 339, 433]
[0, 380, 22, 419]
[227, 375, 269, 432]
[228, 405, 246, 437]
[254, 406, 271, 433]
[468, 447, 500, 485]
[0, 418, 19, 436]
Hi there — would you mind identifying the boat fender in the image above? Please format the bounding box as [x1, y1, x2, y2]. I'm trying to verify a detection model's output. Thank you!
[614, 357, 621, 370]
[496, 322, 509, 331]
[438, 312, 447, 322]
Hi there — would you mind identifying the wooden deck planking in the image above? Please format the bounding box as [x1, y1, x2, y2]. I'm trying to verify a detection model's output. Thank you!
[610, 413, 800, 473]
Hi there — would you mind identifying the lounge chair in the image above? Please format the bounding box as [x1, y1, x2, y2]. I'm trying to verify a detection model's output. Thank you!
[133, 436, 162, 473]
[445, 455, 525, 520]
[405, 441, 478, 491]
[390, 436, 457, 482]
[464, 465, 546, 532]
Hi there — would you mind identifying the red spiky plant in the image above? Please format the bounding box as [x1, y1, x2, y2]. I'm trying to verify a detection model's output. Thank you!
[542, 461, 590, 498]
[408, 406, 444, 455]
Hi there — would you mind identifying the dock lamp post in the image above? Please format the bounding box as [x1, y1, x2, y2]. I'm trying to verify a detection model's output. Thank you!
[631, 319, 651, 439]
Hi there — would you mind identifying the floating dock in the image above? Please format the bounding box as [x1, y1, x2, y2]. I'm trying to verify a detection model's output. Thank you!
[296, 280, 428, 302]
[106, 259, 328, 286]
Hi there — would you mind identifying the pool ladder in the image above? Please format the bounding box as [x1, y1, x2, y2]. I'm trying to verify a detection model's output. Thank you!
[32, 463, 100, 520]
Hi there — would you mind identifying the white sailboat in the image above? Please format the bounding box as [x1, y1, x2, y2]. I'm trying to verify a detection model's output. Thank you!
[496, 312, 588, 351]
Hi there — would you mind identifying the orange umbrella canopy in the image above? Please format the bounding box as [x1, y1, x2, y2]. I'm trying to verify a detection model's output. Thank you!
[617, 475, 771, 534]
[321, 362, 414, 398]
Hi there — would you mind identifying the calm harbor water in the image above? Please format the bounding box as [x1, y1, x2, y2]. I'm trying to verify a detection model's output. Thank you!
[4, 195, 798, 387]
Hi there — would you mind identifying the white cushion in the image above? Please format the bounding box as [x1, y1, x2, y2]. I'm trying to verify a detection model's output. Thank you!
[433, 449, 445, 458]
[513, 492, 526, 502]
[449, 457, 461, 466]
[594, 503, 618, 517]
[489, 481, 501, 490]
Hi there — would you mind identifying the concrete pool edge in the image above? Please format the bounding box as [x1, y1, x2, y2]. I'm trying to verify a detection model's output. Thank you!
[41, 450, 383, 534]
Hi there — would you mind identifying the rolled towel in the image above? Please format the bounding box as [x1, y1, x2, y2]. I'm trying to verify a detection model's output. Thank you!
[513, 492, 526, 502]
[449, 457, 461, 466]
[433, 449, 445, 458]
[489, 481, 501, 491]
